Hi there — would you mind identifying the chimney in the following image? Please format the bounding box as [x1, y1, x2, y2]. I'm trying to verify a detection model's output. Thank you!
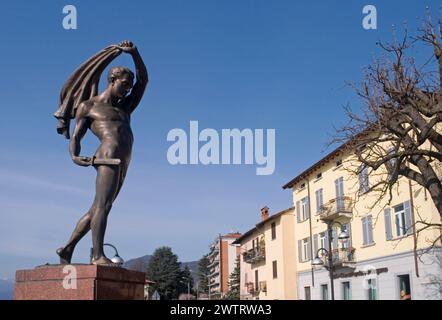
[261, 206, 269, 221]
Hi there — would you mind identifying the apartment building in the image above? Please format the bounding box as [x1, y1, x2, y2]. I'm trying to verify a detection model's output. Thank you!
[283, 143, 442, 300]
[207, 232, 241, 299]
[233, 206, 297, 300]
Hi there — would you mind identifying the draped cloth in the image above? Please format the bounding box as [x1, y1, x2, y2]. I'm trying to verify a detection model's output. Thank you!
[54, 45, 122, 139]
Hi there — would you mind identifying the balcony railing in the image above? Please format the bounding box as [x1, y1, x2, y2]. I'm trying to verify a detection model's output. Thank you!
[320, 247, 356, 268]
[319, 196, 353, 221]
[242, 246, 266, 264]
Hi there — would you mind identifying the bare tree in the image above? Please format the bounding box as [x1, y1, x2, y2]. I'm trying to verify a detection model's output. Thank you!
[335, 13, 442, 227]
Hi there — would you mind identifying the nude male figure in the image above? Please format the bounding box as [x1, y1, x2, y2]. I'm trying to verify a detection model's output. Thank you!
[56, 41, 148, 265]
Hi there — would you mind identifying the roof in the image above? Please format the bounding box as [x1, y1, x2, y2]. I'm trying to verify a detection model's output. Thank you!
[282, 128, 372, 189]
[232, 207, 294, 245]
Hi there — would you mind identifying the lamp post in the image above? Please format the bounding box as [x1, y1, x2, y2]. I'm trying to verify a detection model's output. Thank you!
[312, 221, 349, 300]
[89, 243, 124, 266]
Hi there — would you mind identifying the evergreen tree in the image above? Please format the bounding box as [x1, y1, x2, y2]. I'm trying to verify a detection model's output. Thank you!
[197, 254, 210, 295]
[146, 246, 182, 300]
[178, 265, 194, 297]
[225, 256, 240, 300]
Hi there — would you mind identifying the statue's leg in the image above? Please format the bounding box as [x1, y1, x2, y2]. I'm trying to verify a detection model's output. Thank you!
[90, 164, 120, 264]
[112, 160, 129, 202]
[56, 207, 93, 264]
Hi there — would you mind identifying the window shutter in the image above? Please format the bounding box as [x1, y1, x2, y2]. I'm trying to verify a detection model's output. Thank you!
[367, 215, 373, 244]
[324, 231, 330, 251]
[384, 208, 392, 240]
[315, 190, 320, 213]
[296, 201, 301, 223]
[332, 228, 338, 249]
[345, 223, 352, 248]
[335, 179, 339, 198]
[298, 240, 302, 262]
[306, 197, 310, 219]
[362, 217, 367, 245]
[307, 238, 312, 261]
[313, 234, 318, 257]
[404, 200, 413, 235]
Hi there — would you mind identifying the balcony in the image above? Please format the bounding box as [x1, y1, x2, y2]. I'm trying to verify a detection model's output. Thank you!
[208, 258, 219, 268]
[319, 247, 356, 268]
[242, 246, 266, 264]
[319, 197, 353, 221]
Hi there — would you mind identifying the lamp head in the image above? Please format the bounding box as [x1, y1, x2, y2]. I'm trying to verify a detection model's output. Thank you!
[312, 256, 324, 266]
[111, 254, 124, 266]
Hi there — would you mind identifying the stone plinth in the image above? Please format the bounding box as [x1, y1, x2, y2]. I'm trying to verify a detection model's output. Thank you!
[15, 264, 145, 300]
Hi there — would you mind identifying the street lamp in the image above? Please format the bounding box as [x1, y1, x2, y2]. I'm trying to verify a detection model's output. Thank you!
[311, 221, 349, 300]
[89, 243, 124, 266]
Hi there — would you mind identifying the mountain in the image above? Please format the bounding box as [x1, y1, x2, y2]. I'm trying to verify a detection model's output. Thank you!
[0, 279, 14, 300]
[124, 255, 200, 287]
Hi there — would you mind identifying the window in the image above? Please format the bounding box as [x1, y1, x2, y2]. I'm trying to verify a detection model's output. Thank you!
[303, 238, 309, 261]
[335, 177, 344, 209]
[304, 286, 311, 300]
[316, 172, 322, 179]
[315, 188, 324, 214]
[367, 278, 377, 300]
[319, 232, 328, 251]
[336, 159, 342, 167]
[272, 260, 278, 279]
[341, 223, 351, 249]
[271, 222, 276, 240]
[298, 238, 311, 262]
[342, 282, 351, 300]
[300, 183, 306, 190]
[255, 270, 259, 292]
[359, 164, 369, 193]
[321, 284, 329, 300]
[397, 275, 411, 300]
[244, 273, 248, 285]
[301, 197, 310, 220]
[395, 204, 406, 237]
[362, 215, 374, 245]
[393, 201, 413, 237]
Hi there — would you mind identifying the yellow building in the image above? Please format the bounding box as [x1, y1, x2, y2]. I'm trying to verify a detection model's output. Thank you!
[233, 207, 297, 300]
[283, 142, 442, 300]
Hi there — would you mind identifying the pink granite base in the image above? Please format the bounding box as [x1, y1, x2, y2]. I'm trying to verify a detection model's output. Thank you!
[15, 264, 145, 300]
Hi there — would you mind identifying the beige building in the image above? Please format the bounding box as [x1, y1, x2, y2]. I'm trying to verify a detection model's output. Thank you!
[207, 232, 241, 299]
[233, 206, 297, 300]
[283, 142, 442, 300]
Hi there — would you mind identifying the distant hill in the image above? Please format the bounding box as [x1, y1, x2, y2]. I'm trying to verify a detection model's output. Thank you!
[0, 279, 14, 300]
[124, 255, 200, 287]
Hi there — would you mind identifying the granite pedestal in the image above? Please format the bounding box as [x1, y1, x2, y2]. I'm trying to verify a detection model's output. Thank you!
[15, 264, 146, 300]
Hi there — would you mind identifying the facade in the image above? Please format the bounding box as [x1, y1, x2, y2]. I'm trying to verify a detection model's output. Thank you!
[283, 143, 442, 300]
[233, 206, 297, 300]
[207, 232, 241, 299]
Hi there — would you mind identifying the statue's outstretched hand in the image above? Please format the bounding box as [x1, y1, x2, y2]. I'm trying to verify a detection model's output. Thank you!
[72, 156, 92, 167]
[118, 40, 137, 54]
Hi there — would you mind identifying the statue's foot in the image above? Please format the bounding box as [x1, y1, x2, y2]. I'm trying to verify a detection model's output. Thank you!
[91, 256, 114, 266]
[56, 247, 72, 265]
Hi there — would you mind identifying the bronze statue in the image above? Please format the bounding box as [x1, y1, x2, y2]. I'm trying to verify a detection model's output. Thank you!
[54, 41, 148, 265]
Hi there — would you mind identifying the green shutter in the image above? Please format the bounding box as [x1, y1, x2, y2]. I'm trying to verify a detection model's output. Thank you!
[296, 201, 301, 223]
[367, 215, 374, 244]
[298, 240, 302, 262]
[313, 234, 318, 257]
[307, 238, 312, 261]
[384, 208, 392, 240]
[362, 217, 367, 245]
[404, 200, 413, 235]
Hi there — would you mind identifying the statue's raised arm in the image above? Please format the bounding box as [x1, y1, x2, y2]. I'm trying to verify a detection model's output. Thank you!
[117, 40, 148, 114]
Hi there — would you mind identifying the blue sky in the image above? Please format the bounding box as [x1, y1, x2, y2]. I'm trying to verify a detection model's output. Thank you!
[0, 0, 440, 279]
